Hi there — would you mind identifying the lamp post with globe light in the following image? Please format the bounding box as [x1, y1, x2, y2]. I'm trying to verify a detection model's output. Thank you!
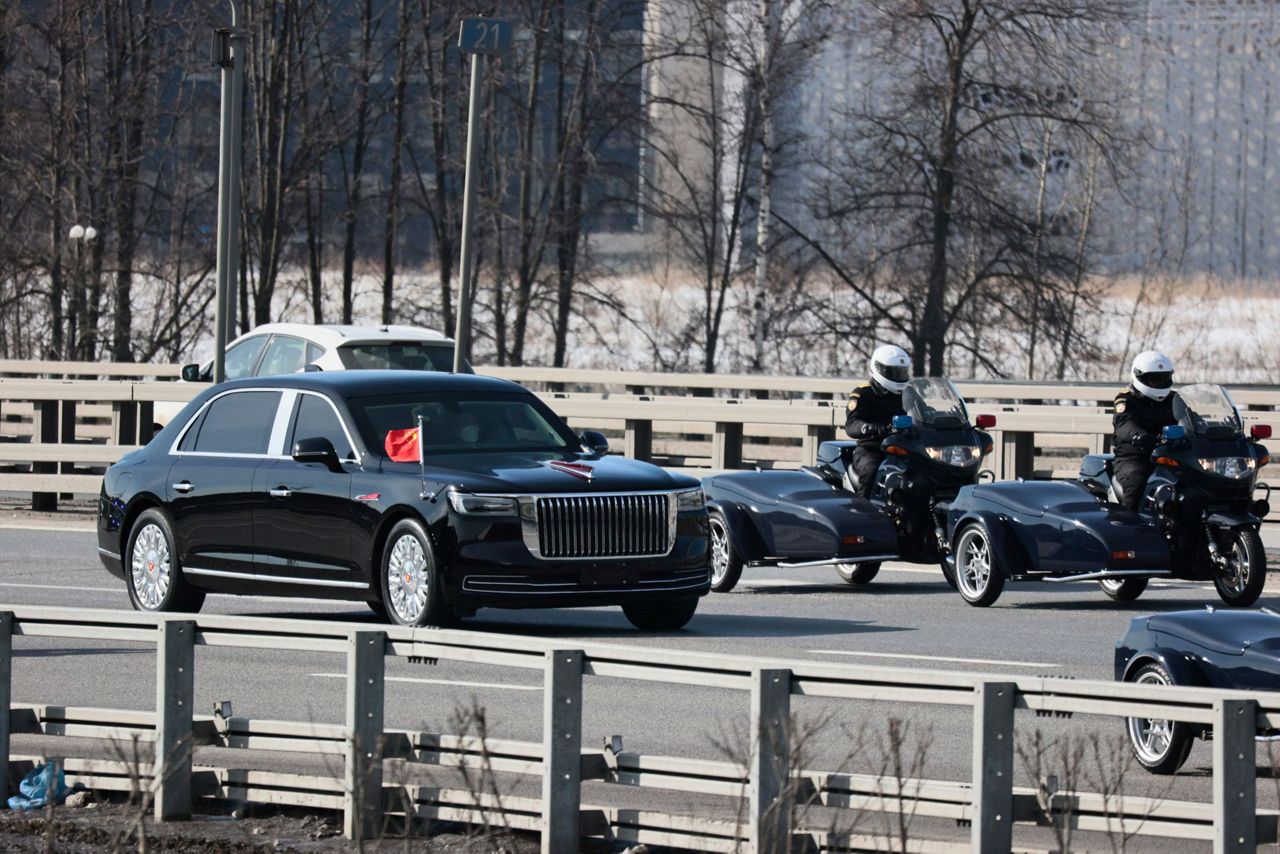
[67, 224, 97, 359]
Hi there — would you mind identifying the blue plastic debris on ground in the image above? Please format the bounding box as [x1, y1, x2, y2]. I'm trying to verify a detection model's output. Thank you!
[6, 763, 70, 811]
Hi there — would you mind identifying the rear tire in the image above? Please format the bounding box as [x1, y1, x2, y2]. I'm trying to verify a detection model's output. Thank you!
[1213, 527, 1266, 607]
[124, 509, 205, 614]
[708, 511, 744, 593]
[1100, 577, 1148, 602]
[622, 597, 699, 631]
[835, 561, 881, 585]
[379, 519, 453, 627]
[1124, 662, 1194, 774]
[953, 524, 1004, 607]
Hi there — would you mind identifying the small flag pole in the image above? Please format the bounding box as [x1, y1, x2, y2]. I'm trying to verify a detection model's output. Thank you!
[417, 414, 427, 499]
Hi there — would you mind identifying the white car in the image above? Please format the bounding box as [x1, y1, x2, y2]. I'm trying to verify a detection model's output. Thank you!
[157, 323, 466, 427]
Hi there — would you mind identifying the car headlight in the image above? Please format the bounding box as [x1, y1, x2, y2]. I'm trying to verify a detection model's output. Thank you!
[925, 445, 980, 467]
[447, 490, 519, 515]
[675, 488, 705, 511]
[1197, 456, 1255, 479]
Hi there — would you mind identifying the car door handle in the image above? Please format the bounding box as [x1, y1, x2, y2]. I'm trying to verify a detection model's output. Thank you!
[269, 487, 292, 498]
[172, 481, 194, 494]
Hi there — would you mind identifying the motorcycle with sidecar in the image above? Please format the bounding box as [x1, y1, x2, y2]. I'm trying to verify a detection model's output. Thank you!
[702, 377, 995, 592]
[943, 383, 1271, 607]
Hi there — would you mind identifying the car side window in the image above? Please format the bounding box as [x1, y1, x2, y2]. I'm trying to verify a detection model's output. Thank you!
[306, 342, 324, 364]
[290, 393, 354, 461]
[224, 336, 267, 381]
[191, 391, 282, 455]
[256, 335, 308, 377]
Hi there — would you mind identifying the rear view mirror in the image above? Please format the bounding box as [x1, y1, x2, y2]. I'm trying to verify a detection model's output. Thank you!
[892, 415, 914, 430]
[975, 414, 997, 429]
[293, 436, 342, 472]
[1251, 424, 1272, 440]
[1162, 425, 1186, 441]
[580, 429, 609, 454]
[180, 363, 203, 382]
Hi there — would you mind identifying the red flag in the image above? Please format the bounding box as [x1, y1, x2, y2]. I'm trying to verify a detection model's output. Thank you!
[384, 426, 422, 462]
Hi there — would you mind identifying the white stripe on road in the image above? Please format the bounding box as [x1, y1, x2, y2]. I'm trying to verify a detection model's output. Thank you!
[0, 520, 97, 532]
[808, 649, 1061, 668]
[0, 581, 119, 593]
[310, 673, 540, 692]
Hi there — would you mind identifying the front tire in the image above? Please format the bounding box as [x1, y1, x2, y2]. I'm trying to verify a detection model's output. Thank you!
[1100, 577, 1148, 602]
[379, 519, 452, 627]
[953, 524, 1004, 607]
[1213, 527, 1266, 607]
[835, 561, 881, 585]
[708, 511, 744, 593]
[622, 597, 699, 631]
[124, 509, 204, 614]
[1124, 662, 1194, 774]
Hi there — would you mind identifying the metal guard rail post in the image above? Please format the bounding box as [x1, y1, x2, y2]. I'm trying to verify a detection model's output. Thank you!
[4, 605, 1280, 850]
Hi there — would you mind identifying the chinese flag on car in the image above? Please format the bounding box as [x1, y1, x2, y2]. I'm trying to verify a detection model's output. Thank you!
[385, 425, 423, 463]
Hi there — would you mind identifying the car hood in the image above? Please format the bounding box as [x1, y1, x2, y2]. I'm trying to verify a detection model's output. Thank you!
[381, 450, 699, 494]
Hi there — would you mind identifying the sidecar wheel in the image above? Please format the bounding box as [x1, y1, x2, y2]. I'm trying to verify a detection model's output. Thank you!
[708, 510, 744, 593]
[1100, 577, 1148, 602]
[1214, 527, 1265, 607]
[953, 524, 1004, 607]
[835, 561, 881, 585]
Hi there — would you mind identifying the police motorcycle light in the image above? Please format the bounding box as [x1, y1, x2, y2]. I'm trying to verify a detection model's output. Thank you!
[447, 490, 519, 516]
[1196, 456, 1255, 479]
[1252, 499, 1271, 518]
[1251, 424, 1272, 440]
[892, 414, 914, 430]
[1161, 424, 1186, 442]
[975, 414, 997, 429]
[925, 444, 981, 466]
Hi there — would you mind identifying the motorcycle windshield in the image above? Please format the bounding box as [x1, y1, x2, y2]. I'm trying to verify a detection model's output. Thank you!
[902, 377, 970, 429]
[1174, 383, 1242, 437]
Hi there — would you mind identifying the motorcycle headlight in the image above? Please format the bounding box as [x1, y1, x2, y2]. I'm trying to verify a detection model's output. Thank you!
[447, 490, 519, 516]
[1197, 456, 1255, 479]
[925, 445, 980, 467]
[676, 488, 706, 511]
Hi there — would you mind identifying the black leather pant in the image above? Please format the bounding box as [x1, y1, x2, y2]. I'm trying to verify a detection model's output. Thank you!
[850, 448, 883, 499]
[1111, 458, 1152, 512]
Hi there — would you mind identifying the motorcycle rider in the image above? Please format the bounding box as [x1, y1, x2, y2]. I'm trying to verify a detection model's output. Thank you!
[1112, 350, 1180, 512]
[844, 344, 911, 498]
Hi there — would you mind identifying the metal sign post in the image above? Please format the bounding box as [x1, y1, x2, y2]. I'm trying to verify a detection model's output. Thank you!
[211, 7, 244, 383]
[452, 18, 510, 374]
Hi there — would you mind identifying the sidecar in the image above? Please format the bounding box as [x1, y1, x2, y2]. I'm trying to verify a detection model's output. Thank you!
[702, 469, 899, 592]
[943, 480, 1172, 606]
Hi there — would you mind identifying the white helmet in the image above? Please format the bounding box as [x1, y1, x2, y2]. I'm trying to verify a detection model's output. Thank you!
[1132, 350, 1175, 401]
[869, 344, 911, 394]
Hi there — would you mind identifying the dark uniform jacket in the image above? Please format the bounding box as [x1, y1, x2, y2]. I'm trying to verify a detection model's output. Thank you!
[1113, 385, 1179, 461]
[844, 382, 906, 449]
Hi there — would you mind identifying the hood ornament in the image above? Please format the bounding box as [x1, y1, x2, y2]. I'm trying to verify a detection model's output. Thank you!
[545, 460, 595, 482]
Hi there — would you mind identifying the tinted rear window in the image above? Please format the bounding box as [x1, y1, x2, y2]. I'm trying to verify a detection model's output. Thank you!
[191, 391, 281, 454]
[337, 343, 455, 372]
[290, 393, 354, 460]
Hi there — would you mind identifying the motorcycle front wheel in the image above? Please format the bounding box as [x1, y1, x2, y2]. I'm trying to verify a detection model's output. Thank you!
[1213, 526, 1265, 607]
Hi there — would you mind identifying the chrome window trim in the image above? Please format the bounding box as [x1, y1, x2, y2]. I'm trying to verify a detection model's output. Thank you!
[183, 566, 368, 589]
[268, 390, 299, 455]
[169, 388, 287, 459]
[447, 488, 688, 561]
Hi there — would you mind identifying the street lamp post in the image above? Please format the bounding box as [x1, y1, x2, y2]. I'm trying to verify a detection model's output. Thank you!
[67, 224, 98, 360]
[211, 4, 244, 384]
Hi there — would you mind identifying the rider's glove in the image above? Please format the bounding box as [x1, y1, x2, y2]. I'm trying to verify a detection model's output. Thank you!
[1133, 432, 1156, 452]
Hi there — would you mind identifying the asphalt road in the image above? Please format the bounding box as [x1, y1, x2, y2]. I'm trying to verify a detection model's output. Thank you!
[6, 522, 1280, 850]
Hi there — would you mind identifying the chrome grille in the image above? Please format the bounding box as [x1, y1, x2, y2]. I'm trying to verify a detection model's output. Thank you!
[535, 494, 671, 559]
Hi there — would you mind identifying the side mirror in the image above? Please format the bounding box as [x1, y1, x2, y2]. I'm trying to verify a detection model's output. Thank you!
[180, 363, 203, 382]
[293, 436, 342, 472]
[580, 429, 610, 455]
[975, 414, 997, 429]
[1251, 424, 1272, 440]
[891, 414, 914, 430]
[303, 363, 323, 373]
[1161, 424, 1186, 441]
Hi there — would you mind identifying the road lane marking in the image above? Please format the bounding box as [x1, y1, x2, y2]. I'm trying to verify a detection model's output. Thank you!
[0, 520, 97, 532]
[808, 650, 1061, 668]
[0, 581, 120, 593]
[310, 673, 540, 691]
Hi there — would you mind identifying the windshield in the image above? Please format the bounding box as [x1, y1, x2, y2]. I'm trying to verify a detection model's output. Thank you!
[338, 342, 458, 372]
[902, 377, 969, 428]
[1173, 383, 1242, 436]
[349, 391, 578, 456]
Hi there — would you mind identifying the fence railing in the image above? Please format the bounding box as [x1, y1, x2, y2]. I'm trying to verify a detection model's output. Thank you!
[0, 368, 1278, 514]
[2, 605, 1276, 852]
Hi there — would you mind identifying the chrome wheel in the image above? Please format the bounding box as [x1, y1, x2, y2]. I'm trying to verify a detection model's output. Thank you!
[130, 523, 172, 610]
[1128, 670, 1174, 765]
[386, 533, 429, 623]
[710, 518, 730, 587]
[1218, 539, 1249, 598]
[956, 529, 991, 597]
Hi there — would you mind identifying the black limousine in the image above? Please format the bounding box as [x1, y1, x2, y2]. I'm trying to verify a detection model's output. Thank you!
[96, 372, 711, 629]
